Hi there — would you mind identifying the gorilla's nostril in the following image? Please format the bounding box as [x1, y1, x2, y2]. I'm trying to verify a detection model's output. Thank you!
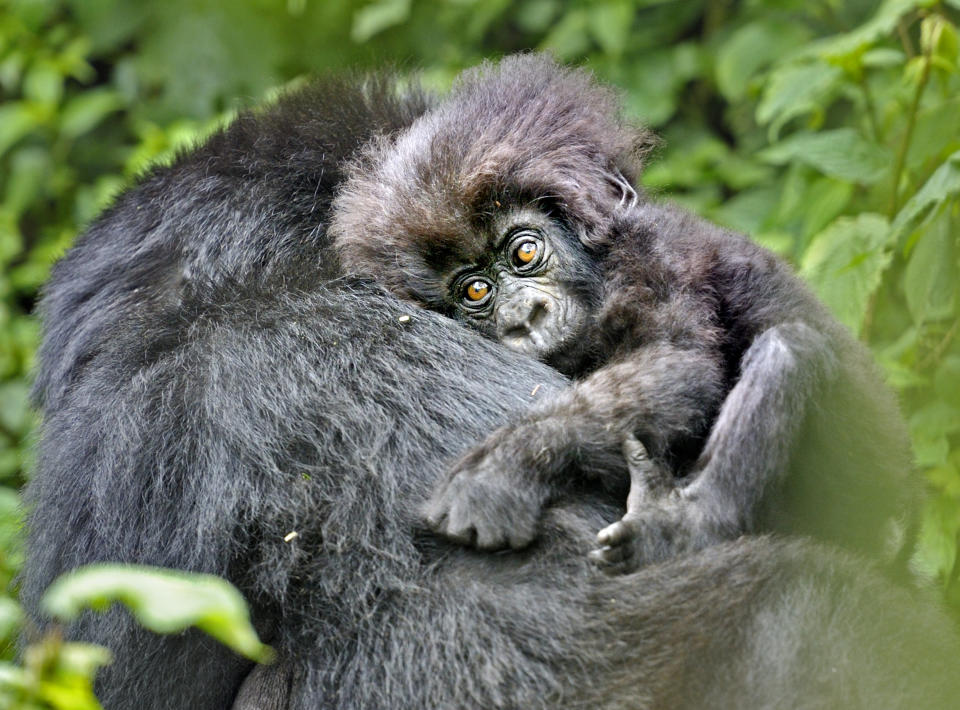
[527, 298, 549, 327]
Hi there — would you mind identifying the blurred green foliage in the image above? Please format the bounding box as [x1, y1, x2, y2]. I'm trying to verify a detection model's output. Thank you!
[1, 0, 960, 698]
[1, 564, 271, 709]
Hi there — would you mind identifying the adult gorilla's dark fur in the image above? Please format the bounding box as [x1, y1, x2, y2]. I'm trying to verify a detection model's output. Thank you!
[19, 58, 959, 710]
[331, 55, 913, 572]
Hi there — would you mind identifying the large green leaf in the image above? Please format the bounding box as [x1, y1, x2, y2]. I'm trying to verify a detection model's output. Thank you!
[42, 565, 274, 663]
[132, 1, 284, 120]
[903, 212, 958, 324]
[756, 62, 842, 139]
[0, 597, 21, 643]
[715, 20, 810, 101]
[908, 97, 960, 171]
[60, 89, 123, 139]
[804, 0, 935, 61]
[760, 129, 890, 184]
[587, 1, 634, 57]
[891, 150, 960, 240]
[619, 44, 701, 126]
[0, 103, 35, 159]
[540, 9, 591, 61]
[911, 401, 960, 467]
[800, 213, 893, 334]
[914, 493, 960, 580]
[351, 0, 411, 42]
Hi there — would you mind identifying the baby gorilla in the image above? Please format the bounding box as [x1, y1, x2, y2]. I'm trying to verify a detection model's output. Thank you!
[331, 55, 914, 573]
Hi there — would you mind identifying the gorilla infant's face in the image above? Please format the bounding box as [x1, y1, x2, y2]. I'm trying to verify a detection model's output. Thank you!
[442, 208, 596, 370]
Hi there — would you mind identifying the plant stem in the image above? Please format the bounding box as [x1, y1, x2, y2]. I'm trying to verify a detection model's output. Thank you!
[918, 318, 960, 371]
[859, 75, 881, 142]
[889, 52, 932, 217]
[898, 18, 916, 58]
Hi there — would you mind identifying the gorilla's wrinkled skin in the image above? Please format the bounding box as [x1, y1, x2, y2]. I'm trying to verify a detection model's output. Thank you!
[20, 61, 959, 710]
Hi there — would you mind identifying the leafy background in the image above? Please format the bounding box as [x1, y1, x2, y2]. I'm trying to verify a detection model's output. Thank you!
[1, 0, 959, 699]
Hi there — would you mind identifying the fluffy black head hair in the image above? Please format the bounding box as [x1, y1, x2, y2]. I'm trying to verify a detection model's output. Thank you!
[330, 54, 654, 301]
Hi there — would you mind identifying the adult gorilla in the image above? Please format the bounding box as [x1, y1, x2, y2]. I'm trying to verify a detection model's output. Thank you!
[20, 67, 959, 709]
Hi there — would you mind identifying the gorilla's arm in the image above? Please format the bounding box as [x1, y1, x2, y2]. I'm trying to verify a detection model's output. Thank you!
[423, 342, 726, 550]
[426, 200, 913, 568]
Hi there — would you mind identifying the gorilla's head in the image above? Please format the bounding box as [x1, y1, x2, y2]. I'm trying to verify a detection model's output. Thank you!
[331, 54, 653, 372]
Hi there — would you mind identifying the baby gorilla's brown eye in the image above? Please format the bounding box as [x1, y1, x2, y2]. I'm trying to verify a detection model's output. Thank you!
[514, 241, 538, 265]
[465, 279, 490, 302]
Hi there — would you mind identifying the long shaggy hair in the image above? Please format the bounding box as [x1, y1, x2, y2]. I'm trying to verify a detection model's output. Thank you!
[330, 54, 655, 302]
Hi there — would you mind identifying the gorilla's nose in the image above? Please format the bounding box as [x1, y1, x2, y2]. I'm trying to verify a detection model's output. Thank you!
[499, 293, 549, 338]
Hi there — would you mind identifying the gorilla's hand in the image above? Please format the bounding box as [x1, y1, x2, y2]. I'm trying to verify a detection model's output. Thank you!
[587, 498, 722, 574]
[588, 435, 730, 575]
[423, 426, 554, 550]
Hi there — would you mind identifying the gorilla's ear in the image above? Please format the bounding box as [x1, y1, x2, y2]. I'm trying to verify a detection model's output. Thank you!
[561, 128, 658, 252]
[609, 168, 638, 211]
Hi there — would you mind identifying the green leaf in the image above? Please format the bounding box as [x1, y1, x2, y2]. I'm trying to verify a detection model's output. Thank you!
[891, 150, 960, 240]
[806, 0, 934, 62]
[759, 128, 890, 183]
[752, 231, 794, 256]
[0, 486, 24, 581]
[28, 642, 111, 710]
[713, 152, 774, 191]
[800, 213, 893, 334]
[351, 0, 412, 43]
[2, 147, 50, 219]
[910, 401, 960, 467]
[914, 435, 951, 468]
[0, 597, 22, 642]
[913, 494, 960, 580]
[926, 460, 960, 499]
[801, 177, 854, 239]
[133, 2, 282, 120]
[911, 400, 960, 439]
[715, 20, 810, 101]
[862, 48, 907, 68]
[60, 89, 123, 139]
[908, 97, 960, 171]
[619, 44, 701, 126]
[515, 0, 559, 33]
[65, 0, 149, 53]
[933, 355, 960, 395]
[48, 643, 113, 680]
[0, 662, 31, 697]
[756, 62, 842, 139]
[878, 351, 930, 389]
[0, 103, 34, 158]
[23, 61, 64, 105]
[540, 9, 590, 60]
[709, 184, 779, 235]
[903, 212, 957, 323]
[42, 565, 275, 663]
[920, 14, 958, 62]
[587, 1, 634, 57]
[0, 381, 31, 434]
